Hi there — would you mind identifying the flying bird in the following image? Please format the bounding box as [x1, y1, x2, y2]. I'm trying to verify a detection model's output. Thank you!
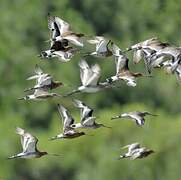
[50, 104, 85, 140]
[18, 89, 61, 101]
[111, 111, 157, 126]
[86, 36, 112, 58]
[126, 37, 170, 73]
[48, 13, 84, 47]
[118, 142, 141, 159]
[73, 99, 93, 121]
[40, 47, 79, 62]
[25, 64, 63, 92]
[107, 47, 149, 87]
[118, 142, 154, 160]
[8, 127, 60, 159]
[64, 59, 112, 96]
[70, 99, 111, 129]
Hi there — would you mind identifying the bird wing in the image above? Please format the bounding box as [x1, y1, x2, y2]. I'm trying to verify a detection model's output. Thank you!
[96, 39, 109, 53]
[34, 64, 43, 75]
[52, 51, 71, 62]
[133, 49, 143, 64]
[47, 14, 61, 39]
[129, 113, 145, 124]
[57, 104, 74, 132]
[130, 150, 141, 160]
[82, 117, 96, 126]
[85, 64, 101, 86]
[54, 16, 71, 35]
[73, 99, 93, 122]
[25, 135, 38, 153]
[130, 37, 158, 49]
[121, 142, 140, 151]
[129, 143, 140, 151]
[115, 54, 129, 74]
[27, 75, 40, 81]
[111, 43, 121, 56]
[16, 127, 38, 153]
[175, 66, 181, 84]
[155, 47, 180, 60]
[37, 75, 52, 86]
[73, 99, 86, 108]
[79, 60, 92, 86]
[63, 34, 83, 47]
[27, 65, 44, 80]
[87, 36, 104, 44]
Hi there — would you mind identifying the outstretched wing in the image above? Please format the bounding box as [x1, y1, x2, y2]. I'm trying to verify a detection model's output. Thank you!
[34, 64, 43, 75]
[129, 112, 145, 124]
[82, 117, 96, 126]
[175, 66, 181, 84]
[54, 16, 71, 35]
[85, 64, 101, 86]
[121, 142, 140, 154]
[57, 104, 74, 132]
[63, 34, 83, 47]
[133, 49, 143, 64]
[87, 36, 104, 44]
[96, 39, 109, 53]
[16, 127, 38, 153]
[79, 59, 92, 86]
[27, 65, 44, 80]
[73, 99, 93, 121]
[115, 54, 129, 74]
[47, 13, 61, 39]
[129, 143, 140, 152]
[111, 43, 121, 57]
[37, 75, 52, 86]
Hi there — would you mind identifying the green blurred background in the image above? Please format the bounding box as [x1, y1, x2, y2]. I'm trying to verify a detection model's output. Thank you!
[0, 0, 181, 179]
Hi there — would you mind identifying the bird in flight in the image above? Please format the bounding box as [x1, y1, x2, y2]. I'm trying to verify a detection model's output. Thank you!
[50, 104, 86, 140]
[64, 59, 112, 96]
[111, 111, 157, 126]
[70, 99, 111, 129]
[118, 142, 154, 160]
[8, 127, 60, 159]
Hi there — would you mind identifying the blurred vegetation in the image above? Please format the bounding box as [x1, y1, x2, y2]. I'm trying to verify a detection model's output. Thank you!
[0, 0, 181, 179]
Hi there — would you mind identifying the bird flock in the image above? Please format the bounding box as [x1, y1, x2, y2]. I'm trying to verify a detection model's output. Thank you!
[8, 13, 181, 160]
